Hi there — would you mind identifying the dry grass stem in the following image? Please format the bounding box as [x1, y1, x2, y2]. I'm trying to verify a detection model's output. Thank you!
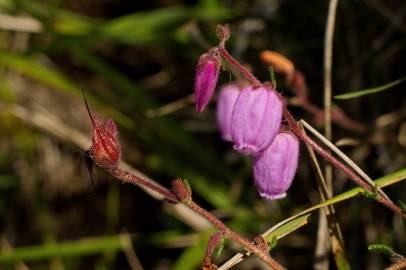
[300, 120, 393, 203]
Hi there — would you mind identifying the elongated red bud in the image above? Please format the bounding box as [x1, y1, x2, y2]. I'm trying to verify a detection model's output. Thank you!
[83, 91, 121, 169]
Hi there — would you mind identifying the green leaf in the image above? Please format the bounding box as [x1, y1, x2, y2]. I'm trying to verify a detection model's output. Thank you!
[362, 189, 378, 200]
[334, 76, 406, 99]
[268, 236, 278, 250]
[172, 231, 212, 270]
[191, 176, 233, 208]
[264, 214, 311, 241]
[0, 50, 134, 128]
[9, 0, 96, 36]
[269, 66, 276, 87]
[99, 7, 190, 44]
[215, 236, 225, 258]
[0, 77, 15, 103]
[194, 0, 232, 20]
[368, 244, 395, 256]
[0, 51, 79, 95]
[0, 235, 127, 262]
[52, 11, 95, 36]
[399, 200, 406, 213]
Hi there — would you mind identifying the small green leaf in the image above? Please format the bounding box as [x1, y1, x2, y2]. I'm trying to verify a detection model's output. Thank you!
[172, 231, 212, 270]
[0, 77, 15, 103]
[269, 66, 276, 88]
[362, 190, 378, 200]
[182, 179, 192, 194]
[215, 236, 225, 258]
[268, 236, 278, 250]
[0, 236, 127, 262]
[368, 244, 395, 256]
[264, 214, 311, 241]
[335, 76, 406, 99]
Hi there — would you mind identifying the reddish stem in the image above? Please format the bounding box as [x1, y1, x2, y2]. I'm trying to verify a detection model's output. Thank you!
[282, 106, 405, 217]
[108, 167, 285, 269]
[217, 47, 262, 87]
[110, 167, 178, 202]
[187, 201, 285, 270]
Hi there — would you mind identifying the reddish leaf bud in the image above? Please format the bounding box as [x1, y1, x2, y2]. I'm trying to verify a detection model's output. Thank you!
[83, 92, 120, 169]
[195, 52, 221, 113]
[230, 86, 283, 156]
[171, 178, 192, 203]
[216, 84, 240, 141]
[253, 132, 299, 200]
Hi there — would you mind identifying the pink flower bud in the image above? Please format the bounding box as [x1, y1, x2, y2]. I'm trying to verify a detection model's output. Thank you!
[230, 86, 282, 156]
[216, 84, 240, 141]
[253, 132, 299, 200]
[83, 93, 120, 169]
[195, 53, 221, 113]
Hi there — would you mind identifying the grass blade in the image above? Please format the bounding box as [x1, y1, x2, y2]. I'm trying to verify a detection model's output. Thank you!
[0, 235, 128, 263]
[334, 76, 406, 99]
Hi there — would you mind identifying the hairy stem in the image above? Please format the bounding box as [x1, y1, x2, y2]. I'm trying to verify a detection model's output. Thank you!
[110, 167, 178, 202]
[187, 201, 285, 270]
[217, 47, 262, 87]
[108, 167, 285, 269]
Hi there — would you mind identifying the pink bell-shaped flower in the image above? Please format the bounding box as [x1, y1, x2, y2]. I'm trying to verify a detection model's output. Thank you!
[253, 132, 299, 200]
[194, 53, 221, 113]
[230, 86, 282, 156]
[216, 84, 240, 141]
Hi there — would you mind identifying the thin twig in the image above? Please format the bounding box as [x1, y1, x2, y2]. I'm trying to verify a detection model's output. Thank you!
[145, 94, 194, 118]
[302, 125, 350, 270]
[323, 0, 338, 147]
[119, 233, 144, 270]
[384, 258, 406, 270]
[300, 120, 392, 203]
[321, 0, 339, 266]
[0, 236, 30, 270]
[0, 14, 42, 33]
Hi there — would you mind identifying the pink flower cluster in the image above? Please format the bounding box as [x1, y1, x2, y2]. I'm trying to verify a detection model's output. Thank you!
[194, 54, 299, 200]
